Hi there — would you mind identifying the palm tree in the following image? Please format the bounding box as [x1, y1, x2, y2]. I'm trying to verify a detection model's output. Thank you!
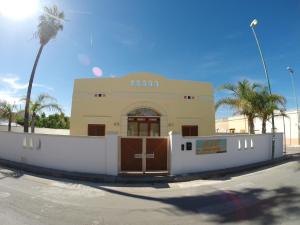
[216, 80, 262, 134]
[24, 5, 65, 133]
[254, 87, 286, 133]
[22, 94, 62, 133]
[0, 101, 18, 132]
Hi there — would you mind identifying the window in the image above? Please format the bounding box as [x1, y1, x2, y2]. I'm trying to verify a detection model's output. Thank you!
[94, 93, 106, 97]
[182, 125, 198, 136]
[184, 95, 195, 100]
[88, 124, 105, 136]
[127, 117, 160, 136]
[127, 122, 138, 136]
[229, 128, 235, 134]
[127, 108, 160, 117]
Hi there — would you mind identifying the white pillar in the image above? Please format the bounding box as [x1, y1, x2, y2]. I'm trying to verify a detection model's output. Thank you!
[105, 132, 119, 175]
[169, 131, 181, 175]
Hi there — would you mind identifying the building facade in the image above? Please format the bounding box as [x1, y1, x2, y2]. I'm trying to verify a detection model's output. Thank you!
[216, 110, 300, 146]
[70, 72, 215, 137]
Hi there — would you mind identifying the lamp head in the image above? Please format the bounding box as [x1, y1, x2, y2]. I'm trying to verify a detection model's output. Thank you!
[250, 19, 258, 28]
[287, 66, 294, 74]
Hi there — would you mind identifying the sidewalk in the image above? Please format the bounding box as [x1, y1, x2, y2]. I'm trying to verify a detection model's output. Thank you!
[285, 146, 300, 156]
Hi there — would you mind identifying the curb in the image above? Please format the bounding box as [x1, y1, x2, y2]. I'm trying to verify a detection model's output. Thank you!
[0, 154, 298, 184]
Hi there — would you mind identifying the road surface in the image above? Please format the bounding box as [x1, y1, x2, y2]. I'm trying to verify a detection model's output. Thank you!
[0, 157, 299, 225]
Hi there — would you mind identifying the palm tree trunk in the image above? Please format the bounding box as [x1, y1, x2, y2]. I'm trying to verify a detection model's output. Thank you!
[262, 118, 267, 134]
[8, 114, 12, 132]
[31, 114, 36, 133]
[24, 44, 44, 133]
[248, 117, 255, 134]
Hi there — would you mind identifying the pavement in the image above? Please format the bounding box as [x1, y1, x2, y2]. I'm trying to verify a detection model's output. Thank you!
[286, 145, 300, 155]
[0, 148, 300, 225]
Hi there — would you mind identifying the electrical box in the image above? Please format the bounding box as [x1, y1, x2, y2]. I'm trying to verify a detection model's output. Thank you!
[181, 144, 185, 151]
[186, 142, 192, 150]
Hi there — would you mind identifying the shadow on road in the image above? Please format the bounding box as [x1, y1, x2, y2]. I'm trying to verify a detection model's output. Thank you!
[91, 185, 300, 225]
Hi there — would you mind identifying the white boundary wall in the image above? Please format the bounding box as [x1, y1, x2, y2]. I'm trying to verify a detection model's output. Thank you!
[0, 131, 118, 175]
[0, 131, 283, 177]
[170, 133, 283, 175]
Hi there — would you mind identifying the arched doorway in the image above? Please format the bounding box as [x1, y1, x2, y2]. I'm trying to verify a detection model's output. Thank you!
[127, 108, 160, 136]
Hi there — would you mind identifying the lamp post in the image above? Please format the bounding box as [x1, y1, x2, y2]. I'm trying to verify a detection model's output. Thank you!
[287, 66, 300, 145]
[250, 19, 276, 160]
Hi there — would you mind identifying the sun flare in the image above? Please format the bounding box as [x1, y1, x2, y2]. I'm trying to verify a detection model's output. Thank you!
[0, 0, 39, 20]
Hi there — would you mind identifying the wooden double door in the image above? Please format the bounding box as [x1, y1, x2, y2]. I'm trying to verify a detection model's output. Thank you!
[120, 137, 168, 174]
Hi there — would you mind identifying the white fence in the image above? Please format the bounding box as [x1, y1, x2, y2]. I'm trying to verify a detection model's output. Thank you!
[170, 133, 283, 175]
[0, 131, 118, 175]
[0, 131, 283, 177]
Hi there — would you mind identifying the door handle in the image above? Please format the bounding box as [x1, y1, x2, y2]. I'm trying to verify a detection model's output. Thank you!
[146, 153, 155, 158]
[134, 153, 143, 158]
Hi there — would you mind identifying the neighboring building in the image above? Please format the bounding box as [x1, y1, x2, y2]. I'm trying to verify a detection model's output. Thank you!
[216, 115, 249, 134]
[216, 110, 300, 146]
[70, 72, 215, 137]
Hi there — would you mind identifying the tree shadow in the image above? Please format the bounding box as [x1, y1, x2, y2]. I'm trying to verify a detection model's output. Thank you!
[90, 185, 300, 225]
[0, 167, 23, 180]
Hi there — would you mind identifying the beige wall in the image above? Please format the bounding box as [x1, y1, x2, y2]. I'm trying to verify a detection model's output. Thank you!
[70, 72, 215, 136]
[216, 115, 248, 133]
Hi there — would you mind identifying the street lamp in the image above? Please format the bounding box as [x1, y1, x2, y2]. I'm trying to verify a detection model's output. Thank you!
[250, 19, 276, 160]
[287, 66, 300, 145]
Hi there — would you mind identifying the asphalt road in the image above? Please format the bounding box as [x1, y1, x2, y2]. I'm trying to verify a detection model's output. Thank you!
[0, 157, 300, 225]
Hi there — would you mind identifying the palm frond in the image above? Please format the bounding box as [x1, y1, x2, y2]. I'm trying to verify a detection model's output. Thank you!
[215, 98, 240, 110]
[39, 103, 62, 113]
[36, 5, 65, 45]
[217, 83, 237, 95]
[0, 100, 18, 120]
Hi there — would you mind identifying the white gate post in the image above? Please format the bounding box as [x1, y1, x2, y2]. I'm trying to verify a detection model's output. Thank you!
[105, 132, 119, 175]
[169, 131, 181, 175]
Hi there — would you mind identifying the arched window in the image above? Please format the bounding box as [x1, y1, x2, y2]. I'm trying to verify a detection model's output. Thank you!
[127, 108, 160, 117]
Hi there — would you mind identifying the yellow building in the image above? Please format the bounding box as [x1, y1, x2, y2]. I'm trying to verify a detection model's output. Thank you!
[70, 72, 215, 137]
[216, 115, 249, 133]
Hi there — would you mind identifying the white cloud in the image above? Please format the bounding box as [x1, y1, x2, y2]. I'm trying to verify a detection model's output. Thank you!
[0, 74, 54, 104]
[0, 77, 28, 90]
[0, 90, 22, 104]
[32, 83, 54, 91]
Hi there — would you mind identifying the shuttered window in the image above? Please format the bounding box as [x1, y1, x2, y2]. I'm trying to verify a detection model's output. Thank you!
[88, 124, 105, 136]
[182, 125, 198, 137]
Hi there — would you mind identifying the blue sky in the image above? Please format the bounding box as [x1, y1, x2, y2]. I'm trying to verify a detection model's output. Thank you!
[0, 0, 300, 118]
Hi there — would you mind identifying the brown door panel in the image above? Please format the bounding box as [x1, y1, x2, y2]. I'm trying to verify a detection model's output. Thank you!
[121, 138, 143, 171]
[146, 138, 168, 171]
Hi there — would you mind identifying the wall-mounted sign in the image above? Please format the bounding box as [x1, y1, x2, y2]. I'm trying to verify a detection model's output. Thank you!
[196, 139, 227, 154]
